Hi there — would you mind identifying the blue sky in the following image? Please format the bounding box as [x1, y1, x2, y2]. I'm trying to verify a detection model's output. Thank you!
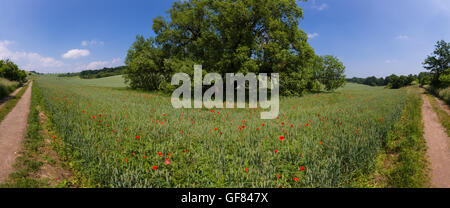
[0, 0, 449, 77]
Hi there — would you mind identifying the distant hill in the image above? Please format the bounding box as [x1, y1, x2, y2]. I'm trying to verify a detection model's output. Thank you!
[58, 66, 127, 79]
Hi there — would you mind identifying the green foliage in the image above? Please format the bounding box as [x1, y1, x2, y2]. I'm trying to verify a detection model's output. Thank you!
[0, 59, 27, 83]
[79, 66, 127, 79]
[388, 74, 416, 89]
[347, 74, 416, 89]
[428, 85, 450, 105]
[418, 72, 432, 86]
[438, 69, 450, 86]
[317, 55, 346, 91]
[125, 0, 345, 95]
[423, 40, 450, 86]
[347, 76, 386, 86]
[58, 66, 127, 79]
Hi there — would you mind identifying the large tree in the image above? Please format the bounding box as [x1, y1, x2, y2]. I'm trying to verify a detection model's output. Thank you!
[126, 0, 344, 95]
[423, 40, 450, 86]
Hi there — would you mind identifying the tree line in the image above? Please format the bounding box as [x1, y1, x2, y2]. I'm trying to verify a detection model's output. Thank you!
[347, 74, 417, 89]
[58, 66, 127, 79]
[124, 0, 346, 96]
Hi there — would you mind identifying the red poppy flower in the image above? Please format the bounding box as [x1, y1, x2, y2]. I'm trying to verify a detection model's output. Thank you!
[300, 166, 305, 171]
[274, 150, 278, 153]
[305, 123, 309, 126]
[152, 166, 158, 170]
[132, 153, 136, 156]
[293, 177, 299, 181]
[164, 159, 171, 165]
[158, 152, 162, 156]
[214, 128, 218, 131]
[279, 136, 285, 141]
[136, 136, 140, 139]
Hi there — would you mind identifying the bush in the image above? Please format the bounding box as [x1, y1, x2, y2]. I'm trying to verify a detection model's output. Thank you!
[0, 59, 27, 83]
[429, 86, 450, 105]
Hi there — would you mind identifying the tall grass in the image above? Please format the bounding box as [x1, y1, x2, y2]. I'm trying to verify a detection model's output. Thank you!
[383, 86, 429, 187]
[425, 85, 450, 105]
[0, 77, 19, 99]
[35, 76, 408, 187]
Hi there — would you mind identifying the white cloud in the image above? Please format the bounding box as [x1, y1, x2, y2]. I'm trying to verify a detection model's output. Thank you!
[83, 58, 122, 70]
[395, 35, 409, 40]
[307, 33, 319, 39]
[0, 40, 64, 71]
[61, 49, 90, 59]
[81, 40, 104, 47]
[310, 0, 328, 11]
[315, 3, 328, 11]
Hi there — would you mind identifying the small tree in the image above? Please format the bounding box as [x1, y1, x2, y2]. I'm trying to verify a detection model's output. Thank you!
[423, 40, 450, 86]
[318, 55, 346, 91]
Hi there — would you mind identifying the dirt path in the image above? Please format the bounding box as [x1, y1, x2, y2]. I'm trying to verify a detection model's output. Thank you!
[0, 82, 32, 183]
[421, 92, 450, 188]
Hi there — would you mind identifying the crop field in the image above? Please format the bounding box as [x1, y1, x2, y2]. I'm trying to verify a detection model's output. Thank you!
[34, 75, 407, 187]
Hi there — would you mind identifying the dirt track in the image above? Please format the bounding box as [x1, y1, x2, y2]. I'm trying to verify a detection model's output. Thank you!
[421, 93, 450, 188]
[0, 82, 32, 183]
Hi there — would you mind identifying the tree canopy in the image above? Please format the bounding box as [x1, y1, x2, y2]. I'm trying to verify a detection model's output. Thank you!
[125, 0, 346, 95]
[423, 40, 450, 86]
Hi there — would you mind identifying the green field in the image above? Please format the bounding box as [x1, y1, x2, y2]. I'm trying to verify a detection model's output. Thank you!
[34, 75, 408, 187]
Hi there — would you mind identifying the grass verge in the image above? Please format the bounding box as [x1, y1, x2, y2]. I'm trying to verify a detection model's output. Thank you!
[0, 82, 29, 122]
[425, 93, 450, 137]
[353, 86, 429, 187]
[0, 84, 78, 188]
